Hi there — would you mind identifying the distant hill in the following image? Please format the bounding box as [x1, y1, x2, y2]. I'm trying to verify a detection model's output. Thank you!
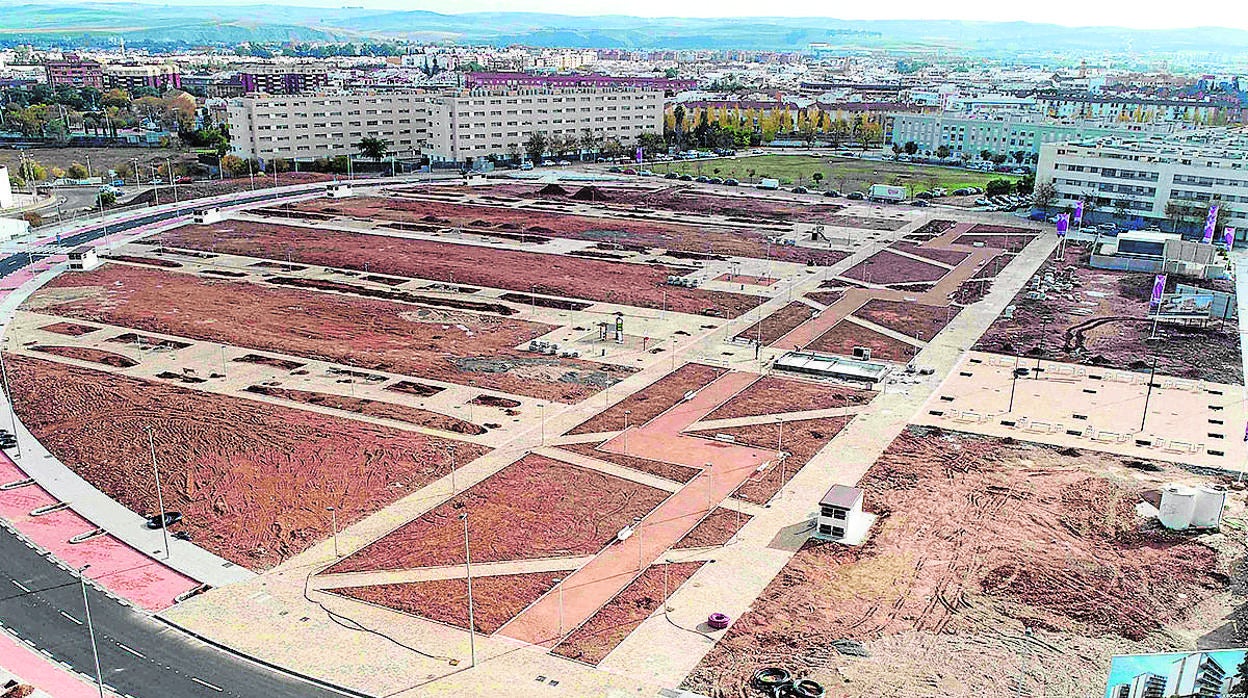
[3, 2, 1247, 58]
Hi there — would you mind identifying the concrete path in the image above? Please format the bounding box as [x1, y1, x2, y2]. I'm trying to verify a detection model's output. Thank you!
[311, 555, 596, 591]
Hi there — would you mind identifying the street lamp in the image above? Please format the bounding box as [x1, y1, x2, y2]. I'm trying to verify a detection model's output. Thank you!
[552, 576, 565, 637]
[327, 506, 339, 558]
[460, 512, 476, 667]
[623, 409, 632, 454]
[77, 565, 106, 698]
[145, 426, 170, 559]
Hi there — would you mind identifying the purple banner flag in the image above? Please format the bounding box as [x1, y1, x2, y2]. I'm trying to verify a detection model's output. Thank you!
[1055, 214, 1069, 236]
[1226, 227, 1237, 248]
[1073, 201, 1084, 227]
[1150, 273, 1167, 310]
[635, 146, 644, 164]
[1203, 204, 1219, 244]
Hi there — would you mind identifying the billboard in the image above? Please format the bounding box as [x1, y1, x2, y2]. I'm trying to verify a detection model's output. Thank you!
[1104, 649, 1245, 698]
[1152, 292, 1214, 319]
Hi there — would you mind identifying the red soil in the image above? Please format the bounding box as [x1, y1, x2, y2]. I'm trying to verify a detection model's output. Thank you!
[568, 363, 728, 435]
[807, 320, 918, 362]
[891, 240, 970, 267]
[732, 302, 815, 345]
[385, 381, 445, 398]
[469, 394, 520, 408]
[853, 299, 957, 341]
[804, 291, 844, 308]
[953, 233, 1036, 251]
[5, 355, 486, 571]
[703, 375, 874, 421]
[30, 264, 628, 403]
[38, 321, 99, 337]
[556, 441, 700, 484]
[687, 417, 851, 504]
[684, 428, 1225, 697]
[233, 354, 304, 371]
[324, 454, 668, 574]
[551, 561, 704, 665]
[672, 507, 751, 549]
[28, 345, 137, 368]
[105, 254, 181, 268]
[841, 250, 949, 285]
[326, 572, 558, 634]
[715, 274, 777, 286]
[161, 221, 757, 318]
[244, 385, 485, 435]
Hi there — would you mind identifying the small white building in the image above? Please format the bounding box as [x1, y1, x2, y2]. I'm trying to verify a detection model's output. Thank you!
[815, 485, 874, 544]
[67, 245, 100, 271]
[0, 165, 12, 209]
[326, 182, 354, 199]
[191, 207, 223, 225]
[0, 216, 29, 241]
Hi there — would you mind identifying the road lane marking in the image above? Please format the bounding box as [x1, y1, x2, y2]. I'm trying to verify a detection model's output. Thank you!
[10, 580, 29, 593]
[116, 643, 145, 659]
[58, 611, 82, 625]
[190, 677, 223, 692]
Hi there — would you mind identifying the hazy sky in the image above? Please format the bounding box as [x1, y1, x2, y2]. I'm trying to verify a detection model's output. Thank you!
[100, 0, 1248, 31]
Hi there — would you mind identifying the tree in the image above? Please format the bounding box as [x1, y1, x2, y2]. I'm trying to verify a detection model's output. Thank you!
[637, 132, 665, 159]
[1231, 655, 1248, 697]
[890, 143, 903, 159]
[935, 145, 952, 159]
[355, 136, 390, 164]
[986, 179, 1013, 196]
[505, 143, 521, 165]
[1016, 173, 1036, 195]
[992, 153, 1009, 165]
[578, 128, 600, 159]
[903, 141, 919, 156]
[1032, 181, 1056, 210]
[812, 172, 824, 187]
[97, 190, 117, 208]
[67, 162, 89, 179]
[980, 149, 994, 161]
[524, 132, 547, 163]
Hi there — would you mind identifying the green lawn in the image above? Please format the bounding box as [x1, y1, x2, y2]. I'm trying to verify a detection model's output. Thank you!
[658, 154, 1020, 194]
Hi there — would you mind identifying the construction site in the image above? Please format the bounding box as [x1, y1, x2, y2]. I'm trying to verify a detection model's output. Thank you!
[0, 174, 1242, 698]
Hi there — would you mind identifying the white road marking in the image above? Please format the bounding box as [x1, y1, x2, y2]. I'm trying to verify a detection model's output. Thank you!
[59, 610, 82, 625]
[190, 677, 223, 692]
[117, 643, 145, 659]
[10, 580, 29, 593]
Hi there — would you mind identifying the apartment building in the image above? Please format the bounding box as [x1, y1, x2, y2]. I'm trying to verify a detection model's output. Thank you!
[891, 112, 1173, 158]
[424, 86, 663, 163]
[44, 53, 103, 89]
[1037, 129, 1248, 236]
[237, 62, 331, 95]
[226, 92, 428, 162]
[1035, 90, 1242, 125]
[103, 63, 181, 92]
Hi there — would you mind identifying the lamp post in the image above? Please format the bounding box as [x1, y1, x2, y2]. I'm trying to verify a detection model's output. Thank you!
[145, 426, 170, 559]
[1035, 317, 1050, 377]
[460, 512, 476, 667]
[623, 409, 631, 454]
[78, 565, 106, 698]
[0, 351, 22, 459]
[552, 576, 565, 637]
[327, 506, 339, 558]
[1140, 354, 1159, 432]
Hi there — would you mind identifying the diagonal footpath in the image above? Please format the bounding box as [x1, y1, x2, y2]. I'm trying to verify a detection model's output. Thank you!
[497, 371, 771, 646]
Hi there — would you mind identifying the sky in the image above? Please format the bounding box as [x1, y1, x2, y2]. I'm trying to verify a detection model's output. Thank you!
[87, 0, 1248, 32]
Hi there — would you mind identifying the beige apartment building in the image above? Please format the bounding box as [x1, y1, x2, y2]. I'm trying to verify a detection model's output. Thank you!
[424, 86, 664, 163]
[225, 92, 429, 162]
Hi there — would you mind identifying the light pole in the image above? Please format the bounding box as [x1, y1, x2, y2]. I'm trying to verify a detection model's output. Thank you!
[553, 576, 565, 637]
[539, 403, 546, 445]
[623, 409, 631, 454]
[663, 558, 673, 612]
[448, 444, 457, 495]
[1035, 317, 1050, 377]
[0, 351, 22, 459]
[166, 157, 179, 209]
[145, 426, 170, 559]
[151, 163, 161, 205]
[1140, 354, 1159, 432]
[460, 512, 476, 667]
[633, 516, 644, 571]
[78, 565, 106, 698]
[327, 506, 339, 558]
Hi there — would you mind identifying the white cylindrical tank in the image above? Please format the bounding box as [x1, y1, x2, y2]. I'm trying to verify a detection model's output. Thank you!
[1158, 484, 1198, 530]
[1191, 485, 1228, 529]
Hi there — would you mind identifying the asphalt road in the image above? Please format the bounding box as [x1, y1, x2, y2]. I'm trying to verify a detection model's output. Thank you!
[0, 525, 356, 698]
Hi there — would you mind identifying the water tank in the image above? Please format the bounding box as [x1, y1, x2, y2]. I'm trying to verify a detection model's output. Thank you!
[1191, 485, 1227, 529]
[1158, 484, 1198, 530]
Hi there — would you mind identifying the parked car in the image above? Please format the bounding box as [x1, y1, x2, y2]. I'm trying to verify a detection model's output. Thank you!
[110, 178, 126, 187]
[847, 192, 865, 200]
[520, 162, 534, 171]
[556, 159, 572, 166]
[708, 177, 723, 185]
[823, 190, 841, 198]
[723, 178, 739, 186]
[622, 168, 638, 175]
[665, 172, 680, 179]
[607, 166, 622, 173]
[911, 199, 929, 207]
[175, 176, 193, 184]
[146, 511, 184, 529]
[678, 174, 693, 181]
[694, 175, 710, 183]
[791, 186, 808, 194]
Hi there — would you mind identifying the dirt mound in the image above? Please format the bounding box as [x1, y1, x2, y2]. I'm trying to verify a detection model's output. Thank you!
[537, 183, 570, 197]
[571, 185, 609, 201]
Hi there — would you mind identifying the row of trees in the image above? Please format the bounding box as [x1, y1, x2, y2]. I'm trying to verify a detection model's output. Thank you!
[2, 85, 200, 144]
[505, 129, 665, 164]
[891, 141, 1039, 166]
[666, 104, 885, 150]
